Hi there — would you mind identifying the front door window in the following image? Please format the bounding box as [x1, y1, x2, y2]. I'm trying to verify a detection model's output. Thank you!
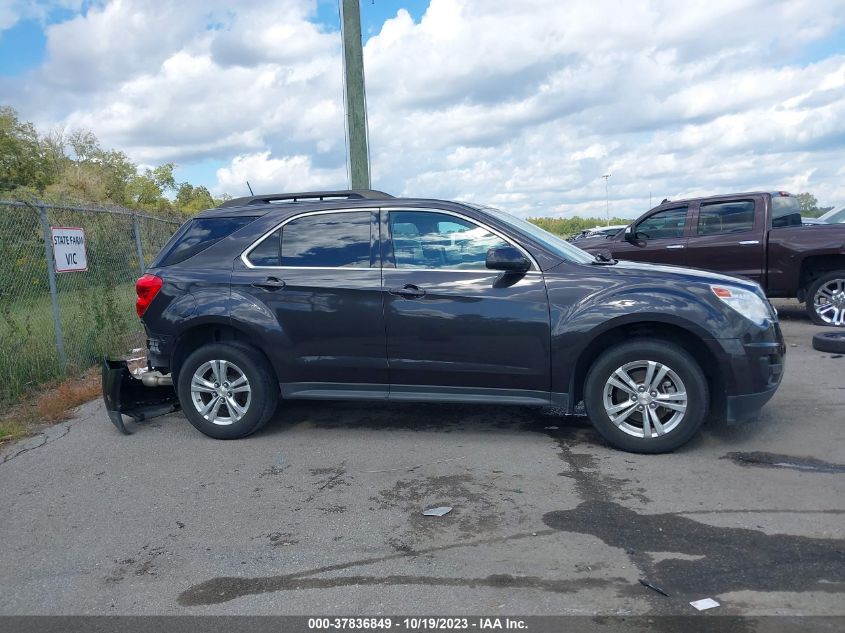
[636, 207, 688, 240]
[389, 211, 510, 270]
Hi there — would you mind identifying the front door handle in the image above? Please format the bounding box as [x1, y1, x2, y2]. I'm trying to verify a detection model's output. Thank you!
[666, 244, 685, 249]
[739, 240, 760, 246]
[251, 277, 286, 290]
[388, 284, 426, 299]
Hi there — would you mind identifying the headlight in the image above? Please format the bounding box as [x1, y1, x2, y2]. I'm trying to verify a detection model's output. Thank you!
[710, 285, 771, 325]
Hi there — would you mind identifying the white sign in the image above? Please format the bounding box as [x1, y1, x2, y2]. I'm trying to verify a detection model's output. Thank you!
[51, 227, 88, 273]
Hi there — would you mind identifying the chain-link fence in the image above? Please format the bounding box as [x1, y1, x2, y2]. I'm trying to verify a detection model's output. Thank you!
[0, 199, 182, 405]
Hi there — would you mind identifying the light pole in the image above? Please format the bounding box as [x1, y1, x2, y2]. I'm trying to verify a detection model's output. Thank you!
[602, 173, 611, 225]
[340, 0, 371, 190]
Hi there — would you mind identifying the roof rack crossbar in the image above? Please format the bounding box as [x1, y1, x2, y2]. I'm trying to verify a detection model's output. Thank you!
[218, 189, 394, 208]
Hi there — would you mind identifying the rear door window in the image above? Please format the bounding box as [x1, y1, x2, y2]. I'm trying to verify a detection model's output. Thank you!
[280, 212, 372, 267]
[697, 200, 755, 235]
[636, 207, 688, 239]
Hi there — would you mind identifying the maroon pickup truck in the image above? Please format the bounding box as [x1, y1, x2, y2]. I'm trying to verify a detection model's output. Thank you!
[578, 191, 845, 326]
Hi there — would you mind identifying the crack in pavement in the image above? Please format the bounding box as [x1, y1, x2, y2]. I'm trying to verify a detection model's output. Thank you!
[0, 410, 94, 467]
[178, 528, 562, 605]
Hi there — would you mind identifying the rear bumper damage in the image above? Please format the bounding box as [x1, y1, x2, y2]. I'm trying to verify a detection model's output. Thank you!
[102, 359, 179, 434]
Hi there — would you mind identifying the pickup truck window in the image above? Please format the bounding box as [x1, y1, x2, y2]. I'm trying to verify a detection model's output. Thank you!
[771, 196, 802, 228]
[697, 200, 755, 235]
[637, 207, 687, 239]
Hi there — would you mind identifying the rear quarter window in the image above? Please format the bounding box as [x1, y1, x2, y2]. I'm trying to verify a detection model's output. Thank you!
[154, 216, 258, 267]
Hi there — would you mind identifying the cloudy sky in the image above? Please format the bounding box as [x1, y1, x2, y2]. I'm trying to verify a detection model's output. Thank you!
[1, 0, 844, 218]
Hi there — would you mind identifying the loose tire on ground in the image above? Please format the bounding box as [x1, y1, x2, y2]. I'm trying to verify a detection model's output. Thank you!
[583, 339, 709, 454]
[811, 331, 845, 354]
[177, 342, 279, 439]
[804, 271, 845, 327]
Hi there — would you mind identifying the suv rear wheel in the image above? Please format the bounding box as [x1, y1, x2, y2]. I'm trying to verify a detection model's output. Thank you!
[177, 342, 278, 439]
[805, 271, 845, 326]
[584, 340, 708, 453]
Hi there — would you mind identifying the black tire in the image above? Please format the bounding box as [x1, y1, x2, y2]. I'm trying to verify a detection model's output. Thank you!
[804, 271, 845, 327]
[583, 340, 709, 454]
[812, 331, 845, 354]
[177, 342, 278, 439]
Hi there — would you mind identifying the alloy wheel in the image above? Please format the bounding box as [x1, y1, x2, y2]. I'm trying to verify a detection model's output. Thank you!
[602, 360, 688, 439]
[813, 278, 845, 326]
[190, 360, 252, 426]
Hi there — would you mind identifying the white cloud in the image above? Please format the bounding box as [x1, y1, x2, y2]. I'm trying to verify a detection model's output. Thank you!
[215, 151, 345, 194]
[4, 0, 845, 217]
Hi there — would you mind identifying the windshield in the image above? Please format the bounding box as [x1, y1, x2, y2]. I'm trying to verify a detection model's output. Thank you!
[466, 204, 596, 264]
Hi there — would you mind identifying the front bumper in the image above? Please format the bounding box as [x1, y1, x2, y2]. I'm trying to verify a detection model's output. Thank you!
[725, 383, 780, 424]
[710, 320, 785, 423]
[102, 360, 179, 434]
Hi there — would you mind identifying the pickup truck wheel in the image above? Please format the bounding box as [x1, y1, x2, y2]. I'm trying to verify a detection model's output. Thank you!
[806, 272, 845, 326]
[584, 340, 708, 454]
[177, 342, 278, 439]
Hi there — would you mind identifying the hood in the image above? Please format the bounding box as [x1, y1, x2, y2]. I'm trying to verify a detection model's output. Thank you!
[615, 260, 762, 292]
[548, 258, 762, 294]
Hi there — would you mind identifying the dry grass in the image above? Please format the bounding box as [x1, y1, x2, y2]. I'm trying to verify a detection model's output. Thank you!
[0, 367, 100, 445]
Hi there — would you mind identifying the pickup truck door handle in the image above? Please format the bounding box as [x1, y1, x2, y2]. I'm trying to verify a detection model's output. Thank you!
[666, 245, 685, 249]
[251, 277, 286, 290]
[388, 284, 426, 299]
[739, 240, 761, 245]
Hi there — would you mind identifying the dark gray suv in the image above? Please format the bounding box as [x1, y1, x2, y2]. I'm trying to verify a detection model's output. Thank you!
[103, 190, 785, 453]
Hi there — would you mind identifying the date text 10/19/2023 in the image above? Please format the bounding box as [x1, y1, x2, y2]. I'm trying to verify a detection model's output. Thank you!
[307, 618, 528, 630]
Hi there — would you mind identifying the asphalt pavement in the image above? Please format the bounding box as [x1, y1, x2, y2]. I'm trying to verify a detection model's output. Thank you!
[1, 300, 843, 616]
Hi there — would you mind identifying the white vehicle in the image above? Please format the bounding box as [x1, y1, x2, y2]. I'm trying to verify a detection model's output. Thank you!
[816, 206, 845, 224]
[572, 224, 628, 240]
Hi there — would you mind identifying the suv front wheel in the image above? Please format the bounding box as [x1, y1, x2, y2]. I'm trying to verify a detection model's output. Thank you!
[177, 342, 279, 439]
[584, 340, 708, 453]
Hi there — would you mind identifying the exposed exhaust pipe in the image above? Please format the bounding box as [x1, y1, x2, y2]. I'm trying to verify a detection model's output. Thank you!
[139, 371, 173, 387]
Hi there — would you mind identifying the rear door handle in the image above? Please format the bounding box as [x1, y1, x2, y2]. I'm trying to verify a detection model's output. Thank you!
[251, 277, 286, 290]
[739, 240, 760, 245]
[666, 245, 685, 249]
[388, 284, 426, 299]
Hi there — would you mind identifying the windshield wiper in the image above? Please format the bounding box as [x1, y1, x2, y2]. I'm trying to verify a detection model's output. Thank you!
[591, 252, 618, 265]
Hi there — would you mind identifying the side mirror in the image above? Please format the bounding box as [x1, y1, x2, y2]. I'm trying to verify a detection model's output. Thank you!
[486, 245, 530, 273]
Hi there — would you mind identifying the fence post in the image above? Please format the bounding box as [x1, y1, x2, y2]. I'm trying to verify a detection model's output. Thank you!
[132, 213, 145, 276]
[37, 203, 67, 370]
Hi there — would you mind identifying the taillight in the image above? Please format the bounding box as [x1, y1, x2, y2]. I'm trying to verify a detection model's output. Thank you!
[136, 274, 163, 318]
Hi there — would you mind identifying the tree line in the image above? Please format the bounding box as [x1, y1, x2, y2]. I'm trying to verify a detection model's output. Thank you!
[1, 105, 227, 217]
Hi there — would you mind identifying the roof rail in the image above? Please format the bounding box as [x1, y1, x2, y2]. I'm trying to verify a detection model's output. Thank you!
[217, 189, 394, 208]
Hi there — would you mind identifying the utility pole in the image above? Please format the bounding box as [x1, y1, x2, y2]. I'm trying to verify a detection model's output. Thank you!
[340, 0, 371, 190]
[602, 173, 611, 225]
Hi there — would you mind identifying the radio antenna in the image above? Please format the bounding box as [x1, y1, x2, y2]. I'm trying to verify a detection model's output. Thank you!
[246, 181, 254, 196]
